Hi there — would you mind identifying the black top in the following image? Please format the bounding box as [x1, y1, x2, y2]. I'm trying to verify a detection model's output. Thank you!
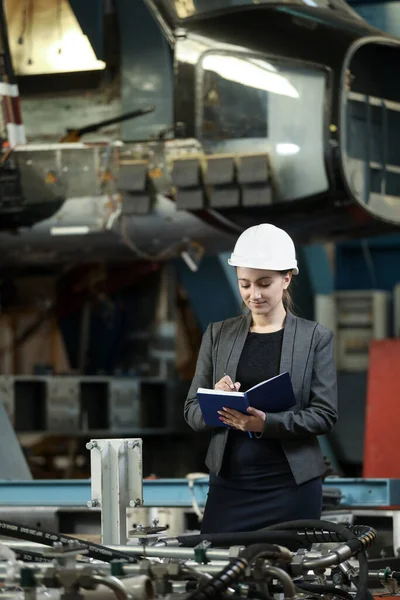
[210, 329, 296, 490]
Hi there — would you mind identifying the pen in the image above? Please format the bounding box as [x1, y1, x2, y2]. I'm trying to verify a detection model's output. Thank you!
[224, 371, 252, 439]
[223, 371, 236, 391]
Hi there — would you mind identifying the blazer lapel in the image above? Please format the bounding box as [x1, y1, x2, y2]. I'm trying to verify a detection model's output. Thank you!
[225, 312, 252, 381]
[279, 311, 297, 378]
[224, 310, 298, 383]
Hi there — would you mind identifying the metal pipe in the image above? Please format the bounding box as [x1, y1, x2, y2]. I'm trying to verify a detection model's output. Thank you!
[87, 575, 129, 600]
[0, 560, 232, 585]
[302, 545, 352, 570]
[264, 565, 296, 600]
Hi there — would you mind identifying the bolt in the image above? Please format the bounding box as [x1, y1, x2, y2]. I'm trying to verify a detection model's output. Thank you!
[332, 572, 344, 585]
[129, 499, 141, 508]
[127, 441, 139, 449]
[87, 500, 99, 508]
[86, 441, 98, 450]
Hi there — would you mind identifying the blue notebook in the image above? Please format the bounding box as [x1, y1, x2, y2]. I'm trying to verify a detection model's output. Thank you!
[196, 371, 296, 429]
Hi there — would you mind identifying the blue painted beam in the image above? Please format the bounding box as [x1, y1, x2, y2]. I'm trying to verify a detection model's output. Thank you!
[323, 478, 400, 507]
[301, 245, 334, 296]
[1, 478, 400, 508]
[174, 255, 242, 332]
[0, 478, 209, 508]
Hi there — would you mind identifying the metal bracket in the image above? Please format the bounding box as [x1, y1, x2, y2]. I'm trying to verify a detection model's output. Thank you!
[86, 438, 143, 546]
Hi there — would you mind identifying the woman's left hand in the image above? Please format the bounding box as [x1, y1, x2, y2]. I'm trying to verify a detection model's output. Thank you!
[218, 406, 266, 433]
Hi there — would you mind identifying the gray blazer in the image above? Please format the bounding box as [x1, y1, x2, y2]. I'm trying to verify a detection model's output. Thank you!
[184, 311, 338, 485]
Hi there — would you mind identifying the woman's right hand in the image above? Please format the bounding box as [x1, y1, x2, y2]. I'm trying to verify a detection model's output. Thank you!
[215, 375, 241, 392]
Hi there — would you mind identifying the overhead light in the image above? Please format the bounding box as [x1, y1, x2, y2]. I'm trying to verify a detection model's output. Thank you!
[50, 226, 91, 236]
[276, 143, 300, 156]
[203, 54, 299, 98]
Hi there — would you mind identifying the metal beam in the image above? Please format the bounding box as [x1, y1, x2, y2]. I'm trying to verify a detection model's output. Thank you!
[0, 478, 208, 508]
[1, 477, 400, 508]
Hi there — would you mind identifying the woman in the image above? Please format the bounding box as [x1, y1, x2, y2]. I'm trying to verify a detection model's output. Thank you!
[184, 223, 338, 534]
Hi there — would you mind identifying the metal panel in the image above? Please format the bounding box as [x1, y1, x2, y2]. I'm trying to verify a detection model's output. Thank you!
[69, 0, 104, 61]
[109, 379, 141, 431]
[237, 154, 272, 207]
[88, 438, 143, 544]
[60, 147, 101, 198]
[323, 478, 400, 507]
[115, 0, 173, 141]
[0, 376, 14, 425]
[45, 377, 80, 432]
[0, 403, 32, 481]
[205, 156, 240, 208]
[171, 157, 204, 210]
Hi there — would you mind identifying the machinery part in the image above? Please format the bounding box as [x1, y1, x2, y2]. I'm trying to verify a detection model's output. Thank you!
[296, 582, 353, 600]
[263, 519, 375, 600]
[262, 565, 296, 600]
[90, 575, 129, 600]
[0, 519, 137, 563]
[187, 544, 295, 600]
[87, 438, 143, 546]
[0, 533, 385, 600]
[83, 576, 154, 600]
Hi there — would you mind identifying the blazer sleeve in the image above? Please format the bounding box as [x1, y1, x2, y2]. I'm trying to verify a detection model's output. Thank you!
[261, 329, 338, 439]
[184, 323, 214, 432]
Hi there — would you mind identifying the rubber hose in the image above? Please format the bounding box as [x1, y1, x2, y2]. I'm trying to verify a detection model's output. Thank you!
[348, 526, 377, 549]
[176, 530, 304, 549]
[0, 520, 136, 564]
[187, 543, 288, 600]
[296, 582, 353, 600]
[263, 519, 377, 553]
[187, 557, 248, 600]
[262, 519, 373, 600]
[10, 548, 52, 563]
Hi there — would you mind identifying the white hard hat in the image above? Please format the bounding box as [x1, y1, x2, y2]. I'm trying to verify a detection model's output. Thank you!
[228, 224, 299, 274]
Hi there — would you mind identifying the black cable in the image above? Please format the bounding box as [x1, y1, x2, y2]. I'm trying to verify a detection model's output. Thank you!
[262, 519, 374, 600]
[187, 543, 289, 600]
[296, 582, 353, 600]
[263, 519, 376, 548]
[178, 522, 376, 551]
[176, 530, 304, 549]
[0, 520, 136, 564]
[10, 548, 52, 563]
[240, 543, 289, 563]
[187, 558, 248, 600]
